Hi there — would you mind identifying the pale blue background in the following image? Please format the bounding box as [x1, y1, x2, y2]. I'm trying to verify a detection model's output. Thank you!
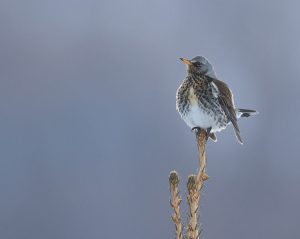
[0, 0, 299, 238]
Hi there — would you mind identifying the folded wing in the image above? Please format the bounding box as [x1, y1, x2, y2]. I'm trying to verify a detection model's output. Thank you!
[212, 79, 243, 144]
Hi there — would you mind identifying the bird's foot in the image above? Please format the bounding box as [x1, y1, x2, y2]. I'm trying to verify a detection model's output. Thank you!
[206, 127, 212, 140]
[191, 127, 201, 133]
[192, 127, 211, 141]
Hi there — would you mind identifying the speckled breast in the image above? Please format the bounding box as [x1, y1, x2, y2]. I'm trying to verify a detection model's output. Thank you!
[176, 78, 228, 131]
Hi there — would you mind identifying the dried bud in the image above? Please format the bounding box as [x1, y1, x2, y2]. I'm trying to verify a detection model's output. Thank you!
[169, 170, 180, 187]
[187, 175, 197, 191]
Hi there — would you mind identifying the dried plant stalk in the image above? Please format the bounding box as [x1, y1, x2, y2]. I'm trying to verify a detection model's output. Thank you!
[169, 171, 183, 239]
[187, 129, 208, 239]
[195, 128, 209, 184]
[187, 175, 200, 239]
[169, 128, 208, 239]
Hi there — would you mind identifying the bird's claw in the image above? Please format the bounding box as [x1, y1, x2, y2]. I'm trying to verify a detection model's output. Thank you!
[191, 127, 200, 132]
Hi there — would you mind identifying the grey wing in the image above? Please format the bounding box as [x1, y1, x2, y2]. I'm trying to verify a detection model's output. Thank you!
[212, 79, 243, 144]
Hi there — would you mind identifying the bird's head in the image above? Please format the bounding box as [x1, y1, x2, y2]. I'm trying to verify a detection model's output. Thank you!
[180, 56, 217, 79]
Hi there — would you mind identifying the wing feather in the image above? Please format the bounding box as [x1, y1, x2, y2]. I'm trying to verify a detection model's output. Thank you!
[212, 79, 243, 144]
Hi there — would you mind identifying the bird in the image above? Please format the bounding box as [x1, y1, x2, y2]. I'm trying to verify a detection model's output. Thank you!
[176, 56, 257, 144]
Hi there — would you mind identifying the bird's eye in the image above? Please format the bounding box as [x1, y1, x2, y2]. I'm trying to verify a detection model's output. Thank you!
[194, 62, 201, 67]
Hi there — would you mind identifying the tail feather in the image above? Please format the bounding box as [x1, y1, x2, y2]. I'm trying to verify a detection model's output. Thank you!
[233, 108, 257, 144]
[236, 108, 258, 118]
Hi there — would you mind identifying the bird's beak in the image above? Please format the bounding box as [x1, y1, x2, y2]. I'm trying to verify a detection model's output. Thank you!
[180, 58, 192, 65]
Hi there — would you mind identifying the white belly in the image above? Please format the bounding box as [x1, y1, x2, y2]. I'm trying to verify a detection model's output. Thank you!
[182, 105, 225, 132]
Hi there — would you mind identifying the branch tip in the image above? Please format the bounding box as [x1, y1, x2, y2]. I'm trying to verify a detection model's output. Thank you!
[169, 170, 180, 187]
[187, 174, 197, 191]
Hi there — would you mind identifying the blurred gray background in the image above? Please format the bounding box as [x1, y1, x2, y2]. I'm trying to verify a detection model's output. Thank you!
[0, 0, 299, 238]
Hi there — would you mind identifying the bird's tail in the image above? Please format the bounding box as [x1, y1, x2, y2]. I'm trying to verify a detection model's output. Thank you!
[236, 108, 258, 118]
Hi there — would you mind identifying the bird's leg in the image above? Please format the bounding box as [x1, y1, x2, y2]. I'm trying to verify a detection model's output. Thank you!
[192, 127, 211, 140]
[191, 127, 201, 133]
